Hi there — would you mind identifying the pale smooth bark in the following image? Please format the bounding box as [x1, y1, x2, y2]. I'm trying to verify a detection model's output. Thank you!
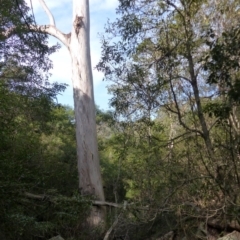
[37, 0, 105, 226]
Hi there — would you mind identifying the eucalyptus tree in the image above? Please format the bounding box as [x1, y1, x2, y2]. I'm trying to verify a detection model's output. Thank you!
[33, 0, 105, 225]
[2, 0, 105, 226]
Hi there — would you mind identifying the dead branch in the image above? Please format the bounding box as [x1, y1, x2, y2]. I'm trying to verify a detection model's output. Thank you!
[92, 200, 122, 208]
[38, 0, 55, 26]
[208, 219, 240, 232]
[35, 24, 69, 47]
[24, 192, 50, 201]
[103, 213, 122, 240]
[36, 0, 70, 47]
[2, 23, 69, 48]
[24, 192, 149, 210]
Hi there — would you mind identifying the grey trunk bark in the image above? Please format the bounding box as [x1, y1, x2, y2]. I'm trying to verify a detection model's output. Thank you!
[70, 0, 104, 201]
[70, 0, 105, 226]
[36, 0, 106, 227]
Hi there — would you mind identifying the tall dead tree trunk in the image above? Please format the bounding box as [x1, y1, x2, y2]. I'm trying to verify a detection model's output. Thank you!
[36, 0, 105, 226]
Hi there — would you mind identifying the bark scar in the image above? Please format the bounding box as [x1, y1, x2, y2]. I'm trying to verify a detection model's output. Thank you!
[73, 15, 84, 35]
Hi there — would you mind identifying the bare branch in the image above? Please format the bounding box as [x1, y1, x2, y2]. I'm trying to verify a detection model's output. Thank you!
[2, 24, 70, 48]
[35, 24, 70, 48]
[25, 192, 51, 201]
[38, 0, 56, 26]
[168, 78, 203, 136]
[34, 0, 70, 47]
[92, 200, 122, 208]
[165, 0, 185, 20]
[92, 200, 149, 211]
[229, 107, 240, 136]
[1, 27, 15, 38]
[24, 192, 149, 210]
[174, 75, 192, 83]
[103, 213, 122, 240]
[32, 1, 70, 47]
[148, 41, 182, 69]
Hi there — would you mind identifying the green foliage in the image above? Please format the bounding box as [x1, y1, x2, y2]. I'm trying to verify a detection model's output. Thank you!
[203, 102, 231, 119]
[98, 0, 240, 239]
[2, 0, 240, 239]
[3, 192, 91, 240]
[0, 88, 92, 239]
[0, 1, 93, 239]
[204, 25, 240, 104]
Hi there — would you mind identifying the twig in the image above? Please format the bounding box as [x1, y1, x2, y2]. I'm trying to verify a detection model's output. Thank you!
[38, 0, 56, 26]
[103, 213, 122, 240]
